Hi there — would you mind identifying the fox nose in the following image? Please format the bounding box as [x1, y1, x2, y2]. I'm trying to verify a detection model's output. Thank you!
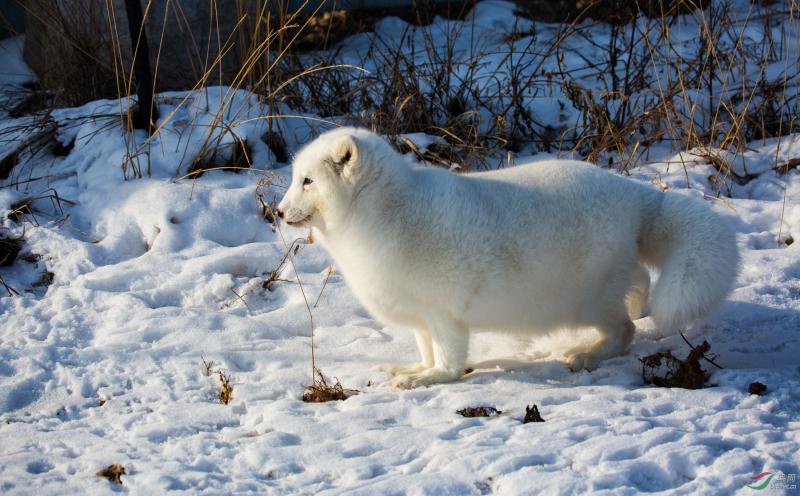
[276, 208, 284, 219]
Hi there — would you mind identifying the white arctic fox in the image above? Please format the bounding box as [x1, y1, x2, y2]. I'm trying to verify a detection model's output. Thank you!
[277, 127, 739, 388]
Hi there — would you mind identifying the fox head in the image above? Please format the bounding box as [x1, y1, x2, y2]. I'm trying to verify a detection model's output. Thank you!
[277, 127, 375, 233]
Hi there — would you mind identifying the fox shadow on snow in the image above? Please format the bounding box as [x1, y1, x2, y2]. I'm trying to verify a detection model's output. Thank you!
[453, 301, 799, 387]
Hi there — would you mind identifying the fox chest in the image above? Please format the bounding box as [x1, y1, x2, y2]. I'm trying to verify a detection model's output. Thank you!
[334, 255, 425, 328]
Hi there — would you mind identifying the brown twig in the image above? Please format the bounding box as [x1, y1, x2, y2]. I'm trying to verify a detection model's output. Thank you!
[680, 332, 723, 369]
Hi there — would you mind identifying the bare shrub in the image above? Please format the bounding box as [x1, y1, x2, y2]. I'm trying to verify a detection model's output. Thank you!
[10, 2, 797, 183]
[268, 1, 799, 179]
[22, 0, 118, 106]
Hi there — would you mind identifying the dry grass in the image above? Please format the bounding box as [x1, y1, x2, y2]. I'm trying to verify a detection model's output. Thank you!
[220, 230, 308, 311]
[19, 0, 118, 107]
[255, 174, 284, 228]
[7, 188, 73, 226]
[4, 1, 797, 182]
[200, 356, 215, 377]
[0, 115, 57, 179]
[0, 106, 120, 189]
[186, 135, 252, 179]
[199, 357, 233, 404]
[257, 0, 800, 179]
[302, 368, 358, 403]
[0, 228, 24, 267]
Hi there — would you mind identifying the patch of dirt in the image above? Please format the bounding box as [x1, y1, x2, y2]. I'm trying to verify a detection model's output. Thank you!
[457, 406, 502, 418]
[748, 382, 768, 395]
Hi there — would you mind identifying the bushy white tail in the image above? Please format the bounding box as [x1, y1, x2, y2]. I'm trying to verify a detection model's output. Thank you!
[640, 194, 739, 333]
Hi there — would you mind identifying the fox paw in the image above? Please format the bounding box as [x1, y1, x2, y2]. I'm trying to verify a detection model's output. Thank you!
[390, 368, 461, 389]
[566, 353, 599, 372]
[379, 363, 429, 376]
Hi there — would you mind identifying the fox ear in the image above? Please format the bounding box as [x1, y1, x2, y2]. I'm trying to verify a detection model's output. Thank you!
[329, 134, 359, 180]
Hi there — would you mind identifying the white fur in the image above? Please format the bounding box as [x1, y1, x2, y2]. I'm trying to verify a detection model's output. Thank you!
[278, 128, 739, 388]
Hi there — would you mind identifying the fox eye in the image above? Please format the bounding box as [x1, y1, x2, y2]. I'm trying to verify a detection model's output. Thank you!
[302, 177, 313, 190]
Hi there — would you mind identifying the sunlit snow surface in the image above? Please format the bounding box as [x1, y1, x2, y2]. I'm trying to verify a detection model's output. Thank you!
[1, 3, 799, 494]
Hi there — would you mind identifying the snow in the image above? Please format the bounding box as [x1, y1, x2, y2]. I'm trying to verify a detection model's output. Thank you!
[1, 2, 800, 494]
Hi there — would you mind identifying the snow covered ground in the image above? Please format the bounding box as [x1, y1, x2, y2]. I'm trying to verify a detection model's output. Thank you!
[1, 2, 800, 494]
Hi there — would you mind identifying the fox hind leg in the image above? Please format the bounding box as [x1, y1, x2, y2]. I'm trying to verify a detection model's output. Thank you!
[626, 264, 650, 320]
[567, 316, 635, 372]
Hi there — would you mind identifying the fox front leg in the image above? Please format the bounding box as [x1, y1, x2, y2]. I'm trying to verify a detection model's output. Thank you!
[380, 328, 434, 376]
[391, 316, 467, 388]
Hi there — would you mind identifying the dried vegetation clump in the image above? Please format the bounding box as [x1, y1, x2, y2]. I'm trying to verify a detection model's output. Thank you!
[200, 357, 234, 405]
[96, 464, 126, 484]
[302, 369, 358, 403]
[640, 338, 721, 389]
[523, 404, 546, 423]
[218, 371, 234, 405]
[7, 189, 73, 226]
[457, 406, 503, 418]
